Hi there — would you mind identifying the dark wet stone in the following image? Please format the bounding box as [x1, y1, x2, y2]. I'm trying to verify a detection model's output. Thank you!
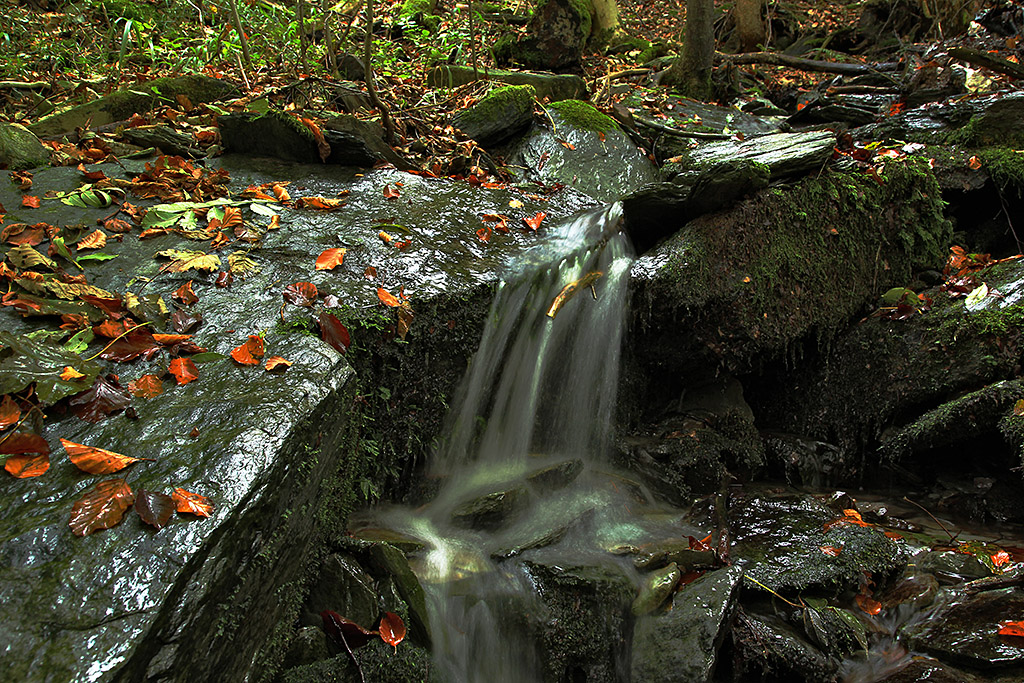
[952, 91, 1024, 148]
[633, 541, 716, 572]
[905, 587, 1024, 668]
[789, 100, 880, 127]
[801, 599, 867, 657]
[685, 159, 771, 216]
[917, 550, 994, 582]
[426, 66, 587, 101]
[120, 125, 204, 158]
[875, 657, 985, 683]
[500, 107, 658, 203]
[219, 110, 379, 166]
[631, 562, 681, 615]
[905, 64, 967, 108]
[451, 84, 535, 148]
[876, 568, 939, 610]
[621, 182, 690, 254]
[450, 485, 529, 531]
[622, 92, 787, 144]
[662, 130, 835, 184]
[763, 432, 848, 488]
[366, 542, 431, 647]
[630, 565, 743, 683]
[30, 75, 239, 138]
[730, 494, 905, 594]
[300, 553, 378, 629]
[525, 458, 583, 491]
[280, 626, 330, 670]
[0, 122, 50, 170]
[494, 0, 586, 71]
[731, 609, 838, 682]
[279, 640, 436, 683]
[525, 560, 634, 683]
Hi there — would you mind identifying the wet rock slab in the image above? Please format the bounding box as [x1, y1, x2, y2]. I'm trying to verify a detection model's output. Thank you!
[0, 157, 596, 682]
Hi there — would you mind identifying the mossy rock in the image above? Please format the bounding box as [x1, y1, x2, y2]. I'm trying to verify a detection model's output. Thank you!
[0, 123, 50, 170]
[451, 84, 536, 147]
[947, 92, 1024, 148]
[495, 0, 590, 71]
[546, 99, 617, 134]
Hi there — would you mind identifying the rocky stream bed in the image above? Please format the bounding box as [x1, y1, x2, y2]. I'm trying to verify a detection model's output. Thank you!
[3, 72, 1024, 683]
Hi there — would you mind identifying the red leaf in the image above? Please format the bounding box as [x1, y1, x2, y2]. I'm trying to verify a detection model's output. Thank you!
[383, 184, 401, 199]
[992, 550, 1012, 567]
[523, 212, 546, 231]
[364, 266, 377, 280]
[152, 334, 192, 345]
[231, 335, 265, 365]
[315, 248, 346, 271]
[0, 432, 50, 455]
[4, 453, 49, 478]
[172, 487, 213, 516]
[999, 621, 1024, 637]
[171, 309, 203, 333]
[377, 287, 400, 307]
[264, 356, 292, 371]
[319, 312, 351, 354]
[62, 438, 149, 474]
[98, 327, 161, 362]
[173, 280, 199, 305]
[476, 226, 491, 242]
[69, 479, 134, 536]
[169, 358, 199, 385]
[21, 195, 40, 208]
[379, 611, 406, 648]
[2, 223, 45, 246]
[134, 488, 175, 529]
[0, 394, 21, 429]
[283, 281, 318, 307]
[216, 271, 233, 288]
[128, 374, 164, 398]
[321, 610, 377, 649]
[69, 375, 131, 423]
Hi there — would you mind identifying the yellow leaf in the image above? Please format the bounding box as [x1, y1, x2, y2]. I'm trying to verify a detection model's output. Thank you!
[60, 366, 86, 380]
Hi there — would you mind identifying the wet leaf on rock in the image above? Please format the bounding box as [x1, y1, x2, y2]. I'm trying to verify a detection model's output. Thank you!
[321, 610, 377, 649]
[128, 374, 164, 398]
[999, 621, 1024, 638]
[523, 212, 546, 231]
[283, 282, 318, 306]
[173, 281, 199, 305]
[69, 375, 131, 423]
[855, 594, 882, 615]
[318, 312, 350, 354]
[0, 394, 21, 428]
[230, 335, 265, 365]
[98, 327, 161, 362]
[0, 432, 50, 455]
[62, 438, 150, 474]
[379, 612, 406, 649]
[69, 479, 134, 536]
[315, 248, 346, 271]
[134, 488, 175, 529]
[264, 356, 291, 371]
[0, 330, 99, 404]
[377, 287, 399, 307]
[171, 309, 203, 333]
[77, 230, 107, 250]
[169, 358, 199, 385]
[4, 452, 49, 478]
[172, 487, 213, 516]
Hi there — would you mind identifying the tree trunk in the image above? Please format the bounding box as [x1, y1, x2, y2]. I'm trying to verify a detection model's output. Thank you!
[663, 0, 715, 99]
[589, 0, 623, 48]
[734, 0, 764, 52]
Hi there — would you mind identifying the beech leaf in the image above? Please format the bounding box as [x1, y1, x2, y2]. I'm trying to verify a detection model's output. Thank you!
[69, 375, 132, 422]
[230, 335, 265, 365]
[128, 374, 164, 398]
[169, 358, 199, 385]
[4, 452, 49, 478]
[379, 611, 406, 648]
[62, 438, 150, 474]
[134, 488, 175, 529]
[283, 282, 318, 306]
[0, 394, 22, 428]
[173, 281, 199, 305]
[69, 479, 134, 536]
[318, 312, 351, 354]
[0, 431, 50, 455]
[172, 487, 213, 516]
[264, 356, 292, 371]
[377, 287, 400, 307]
[321, 610, 377, 649]
[315, 248, 346, 271]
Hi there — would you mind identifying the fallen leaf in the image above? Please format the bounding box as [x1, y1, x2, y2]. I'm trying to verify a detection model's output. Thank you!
[315, 248, 346, 271]
[319, 312, 351, 354]
[10, 170, 33, 190]
[379, 611, 406, 649]
[364, 266, 377, 280]
[231, 335, 265, 365]
[134, 488, 175, 529]
[397, 306, 413, 340]
[855, 594, 882, 615]
[377, 287, 400, 307]
[992, 550, 1013, 567]
[509, 199, 524, 209]
[169, 358, 199, 385]
[4, 452, 49, 478]
[21, 195, 40, 208]
[0, 395, 21, 428]
[98, 327, 161, 362]
[69, 375, 132, 422]
[476, 226, 491, 242]
[69, 479, 134, 536]
[171, 309, 203, 333]
[60, 366, 85, 381]
[294, 196, 344, 210]
[264, 356, 292, 371]
[77, 230, 107, 250]
[152, 334, 192, 345]
[104, 218, 133, 233]
[172, 487, 213, 516]
[283, 281, 318, 306]
[321, 610, 377, 649]
[688, 534, 712, 551]
[999, 621, 1024, 637]
[968, 155, 982, 170]
[62, 438, 150, 474]
[821, 545, 843, 556]
[173, 281, 199, 305]
[383, 184, 401, 199]
[1015, 399, 1024, 417]
[128, 374, 164, 398]
[523, 212, 546, 231]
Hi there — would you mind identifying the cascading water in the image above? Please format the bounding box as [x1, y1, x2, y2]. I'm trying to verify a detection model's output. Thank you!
[368, 204, 690, 681]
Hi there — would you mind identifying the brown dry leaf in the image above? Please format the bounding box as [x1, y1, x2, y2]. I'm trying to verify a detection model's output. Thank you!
[294, 196, 344, 210]
[4, 452, 49, 478]
[128, 374, 164, 398]
[221, 206, 243, 229]
[315, 248, 346, 271]
[272, 183, 291, 202]
[264, 356, 292, 371]
[172, 487, 213, 517]
[69, 479, 134, 536]
[62, 438, 151, 475]
[77, 230, 107, 250]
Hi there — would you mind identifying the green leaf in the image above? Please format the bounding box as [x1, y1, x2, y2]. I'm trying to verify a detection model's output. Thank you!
[51, 236, 83, 270]
[966, 282, 990, 309]
[78, 252, 119, 263]
[63, 328, 94, 354]
[189, 351, 227, 363]
[0, 330, 100, 404]
[142, 208, 186, 228]
[249, 202, 279, 217]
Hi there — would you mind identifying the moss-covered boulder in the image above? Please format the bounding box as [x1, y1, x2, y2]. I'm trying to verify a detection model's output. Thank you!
[494, 0, 590, 71]
[30, 75, 239, 138]
[0, 123, 50, 170]
[451, 85, 536, 148]
[427, 66, 588, 101]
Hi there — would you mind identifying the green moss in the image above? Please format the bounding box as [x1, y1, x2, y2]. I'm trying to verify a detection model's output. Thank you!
[548, 99, 618, 133]
[980, 147, 1024, 195]
[398, 0, 434, 17]
[454, 84, 535, 131]
[563, 0, 593, 39]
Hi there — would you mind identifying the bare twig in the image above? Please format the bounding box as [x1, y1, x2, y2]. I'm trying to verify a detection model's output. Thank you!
[633, 114, 732, 139]
[903, 496, 959, 543]
[718, 50, 901, 75]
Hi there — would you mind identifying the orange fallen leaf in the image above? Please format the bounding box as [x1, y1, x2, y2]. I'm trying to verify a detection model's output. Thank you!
[152, 334, 192, 345]
[476, 226, 491, 242]
[523, 212, 546, 231]
[0, 395, 21, 429]
[77, 229, 107, 250]
[264, 356, 292, 371]
[968, 155, 982, 170]
[128, 374, 163, 398]
[999, 621, 1024, 637]
[231, 335, 265, 365]
[294, 196, 344, 210]
[172, 487, 213, 517]
[173, 280, 198, 305]
[4, 452, 49, 478]
[383, 184, 401, 199]
[821, 545, 843, 556]
[364, 266, 377, 280]
[315, 248, 346, 271]
[0, 432, 50, 455]
[69, 479, 134, 536]
[377, 287, 400, 307]
[379, 611, 406, 649]
[993, 550, 1013, 567]
[221, 206, 243, 229]
[855, 593, 882, 615]
[21, 195, 40, 208]
[283, 282, 318, 307]
[272, 183, 291, 202]
[168, 358, 199, 385]
[60, 366, 85, 381]
[62, 438, 151, 474]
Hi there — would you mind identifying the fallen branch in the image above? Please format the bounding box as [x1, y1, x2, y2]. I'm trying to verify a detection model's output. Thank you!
[948, 46, 1024, 81]
[717, 50, 901, 75]
[633, 114, 732, 139]
[0, 80, 49, 90]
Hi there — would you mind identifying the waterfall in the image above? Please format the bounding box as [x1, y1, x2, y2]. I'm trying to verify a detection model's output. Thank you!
[374, 204, 638, 682]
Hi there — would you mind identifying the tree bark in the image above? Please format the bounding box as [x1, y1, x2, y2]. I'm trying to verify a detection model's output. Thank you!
[663, 0, 715, 99]
[589, 0, 623, 47]
[734, 0, 764, 52]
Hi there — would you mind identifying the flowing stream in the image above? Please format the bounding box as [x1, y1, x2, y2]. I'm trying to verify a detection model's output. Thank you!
[368, 204, 694, 681]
